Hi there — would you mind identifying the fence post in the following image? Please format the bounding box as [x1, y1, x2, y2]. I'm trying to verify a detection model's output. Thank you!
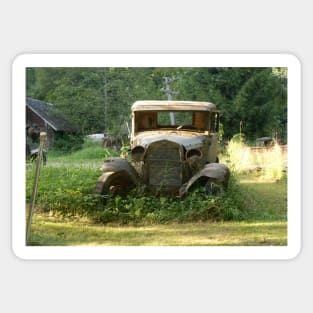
[26, 132, 47, 244]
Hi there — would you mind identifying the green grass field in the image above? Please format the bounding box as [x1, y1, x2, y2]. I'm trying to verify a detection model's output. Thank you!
[26, 141, 287, 246]
[28, 216, 286, 246]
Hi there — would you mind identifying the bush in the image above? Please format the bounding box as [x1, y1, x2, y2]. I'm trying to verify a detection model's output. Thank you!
[53, 133, 84, 153]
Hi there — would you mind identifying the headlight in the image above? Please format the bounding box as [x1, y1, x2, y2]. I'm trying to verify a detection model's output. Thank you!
[186, 149, 202, 159]
[131, 146, 145, 162]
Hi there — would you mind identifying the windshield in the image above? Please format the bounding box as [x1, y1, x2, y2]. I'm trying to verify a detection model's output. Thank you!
[157, 112, 193, 126]
[135, 111, 211, 132]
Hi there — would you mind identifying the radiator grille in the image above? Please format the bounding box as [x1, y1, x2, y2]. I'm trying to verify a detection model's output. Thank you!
[145, 141, 182, 187]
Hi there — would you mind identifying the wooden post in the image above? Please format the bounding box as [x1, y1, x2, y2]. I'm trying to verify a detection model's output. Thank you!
[26, 132, 47, 244]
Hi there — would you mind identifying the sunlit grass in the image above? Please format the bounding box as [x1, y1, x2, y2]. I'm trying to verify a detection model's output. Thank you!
[223, 139, 250, 173]
[222, 138, 287, 181]
[28, 214, 287, 246]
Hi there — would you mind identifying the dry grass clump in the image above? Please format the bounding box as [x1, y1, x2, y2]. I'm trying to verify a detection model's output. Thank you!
[223, 137, 286, 181]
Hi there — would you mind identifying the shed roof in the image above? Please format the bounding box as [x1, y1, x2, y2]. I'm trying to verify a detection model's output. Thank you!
[26, 98, 77, 132]
[131, 100, 217, 112]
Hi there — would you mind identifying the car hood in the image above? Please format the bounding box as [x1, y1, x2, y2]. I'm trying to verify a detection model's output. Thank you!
[132, 131, 208, 150]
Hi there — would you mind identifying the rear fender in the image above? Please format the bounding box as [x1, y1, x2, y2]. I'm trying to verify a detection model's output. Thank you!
[179, 163, 230, 196]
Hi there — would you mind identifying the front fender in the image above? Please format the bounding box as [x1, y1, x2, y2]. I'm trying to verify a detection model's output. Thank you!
[100, 157, 139, 183]
[179, 163, 230, 197]
[95, 157, 139, 196]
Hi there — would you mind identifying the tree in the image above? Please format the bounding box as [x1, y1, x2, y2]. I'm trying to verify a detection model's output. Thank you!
[176, 67, 287, 142]
[26, 67, 287, 143]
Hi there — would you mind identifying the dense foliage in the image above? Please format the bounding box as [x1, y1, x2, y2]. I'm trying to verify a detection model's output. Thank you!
[53, 133, 84, 153]
[26, 162, 247, 225]
[26, 67, 287, 142]
[26, 140, 287, 225]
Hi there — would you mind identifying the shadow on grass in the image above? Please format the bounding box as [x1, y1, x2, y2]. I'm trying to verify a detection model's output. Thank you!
[28, 217, 287, 246]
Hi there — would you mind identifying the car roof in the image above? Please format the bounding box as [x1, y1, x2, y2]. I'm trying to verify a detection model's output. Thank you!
[131, 100, 217, 112]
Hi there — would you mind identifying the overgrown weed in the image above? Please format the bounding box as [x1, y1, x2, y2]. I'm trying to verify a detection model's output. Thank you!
[26, 163, 248, 225]
[27, 137, 286, 225]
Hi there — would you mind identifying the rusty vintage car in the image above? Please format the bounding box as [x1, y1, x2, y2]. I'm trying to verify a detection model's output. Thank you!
[95, 100, 230, 198]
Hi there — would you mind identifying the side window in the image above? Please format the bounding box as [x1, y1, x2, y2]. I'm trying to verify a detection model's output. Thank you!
[193, 112, 208, 130]
[136, 112, 157, 131]
[210, 112, 219, 132]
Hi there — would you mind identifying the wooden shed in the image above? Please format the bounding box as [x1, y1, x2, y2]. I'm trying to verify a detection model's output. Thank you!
[26, 97, 77, 146]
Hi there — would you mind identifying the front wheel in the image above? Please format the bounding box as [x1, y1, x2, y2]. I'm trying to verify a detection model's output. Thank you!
[95, 171, 135, 200]
[204, 179, 222, 195]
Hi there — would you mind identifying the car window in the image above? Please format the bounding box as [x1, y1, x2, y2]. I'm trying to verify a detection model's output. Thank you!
[157, 112, 193, 126]
[135, 111, 211, 132]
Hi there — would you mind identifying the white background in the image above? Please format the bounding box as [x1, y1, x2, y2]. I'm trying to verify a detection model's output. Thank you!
[1, 1, 311, 312]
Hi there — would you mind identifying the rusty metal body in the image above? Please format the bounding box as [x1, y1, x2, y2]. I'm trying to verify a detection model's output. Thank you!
[96, 101, 230, 197]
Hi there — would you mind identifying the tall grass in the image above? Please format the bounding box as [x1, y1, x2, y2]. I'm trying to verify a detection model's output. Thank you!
[223, 138, 250, 173]
[222, 136, 287, 181]
[253, 144, 286, 180]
